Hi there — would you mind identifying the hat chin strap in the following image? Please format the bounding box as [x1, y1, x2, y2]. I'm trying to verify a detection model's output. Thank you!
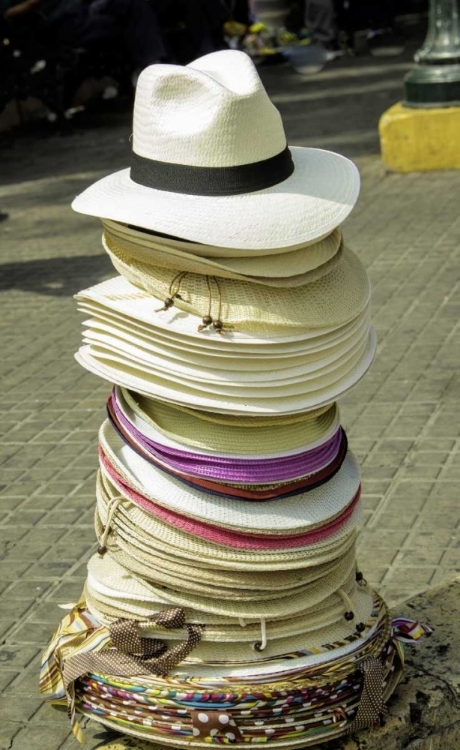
[130, 146, 294, 197]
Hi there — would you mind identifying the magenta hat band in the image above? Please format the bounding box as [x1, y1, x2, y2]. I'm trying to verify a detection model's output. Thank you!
[108, 391, 343, 484]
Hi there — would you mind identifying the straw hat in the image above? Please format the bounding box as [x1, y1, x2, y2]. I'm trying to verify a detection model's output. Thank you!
[82, 327, 370, 389]
[76, 330, 376, 415]
[75, 250, 370, 333]
[102, 219, 343, 261]
[71, 50, 359, 250]
[83, 307, 371, 368]
[95, 470, 361, 570]
[102, 221, 344, 287]
[86, 582, 374, 654]
[98, 420, 360, 534]
[78, 295, 371, 353]
[68, 601, 401, 750]
[107, 395, 345, 487]
[86, 553, 357, 621]
[116, 387, 340, 457]
[89, 543, 352, 600]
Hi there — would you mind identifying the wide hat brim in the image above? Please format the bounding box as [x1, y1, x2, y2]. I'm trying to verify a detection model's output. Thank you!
[71, 147, 360, 250]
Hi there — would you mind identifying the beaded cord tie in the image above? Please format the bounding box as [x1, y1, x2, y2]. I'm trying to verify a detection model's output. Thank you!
[156, 272, 232, 334]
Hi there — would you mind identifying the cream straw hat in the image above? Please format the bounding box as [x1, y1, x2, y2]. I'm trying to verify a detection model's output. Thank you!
[72, 50, 359, 250]
[82, 306, 371, 365]
[102, 220, 342, 261]
[86, 582, 374, 656]
[83, 327, 370, 388]
[85, 555, 374, 654]
[98, 420, 360, 533]
[99, 542, 355, 598]
[86, 554, 356, 621]
[96, 543, 350, 598]
[102, 221, 344, 287]
[76, 330, 376, 415]
[96, 470, 361, 570]
[82, 309, 370, 384]
[75, 250, 370, 333]
[116, 388, 340, 457]
[78, 297, 371, 354]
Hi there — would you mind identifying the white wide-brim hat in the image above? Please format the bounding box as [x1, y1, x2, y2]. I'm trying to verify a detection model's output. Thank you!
[71, 50, 359, 250]
[96, 470, 361, 570]
[98, 419, 360, 534]
[76, 330, 376, 415]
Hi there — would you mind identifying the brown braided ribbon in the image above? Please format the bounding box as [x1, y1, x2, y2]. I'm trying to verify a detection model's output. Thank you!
[348, 657, 387, 733]
[63, 607, 204, 689]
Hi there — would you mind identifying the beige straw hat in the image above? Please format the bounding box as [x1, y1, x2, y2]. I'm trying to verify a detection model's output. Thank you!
[77, 329, 376, 415]
[98, 419, 360, 533]
[96, 471, 360, 570]
[117, 387, 339, 456]
[82, 306, 371, 366]
[82, 329, 370, 393]
[82, 306, 370, 382]
[72, 50, 359, 250]
[102, 220, 342, 260]
[86, 584, 374, 657]
[102, 540, 352, 597]
[75, 249, 370, 333]
[78, 297, 371, 354]
[85, 555, 375, 655]
[86, 550, 357, 621]
[102, 221, 344, 287]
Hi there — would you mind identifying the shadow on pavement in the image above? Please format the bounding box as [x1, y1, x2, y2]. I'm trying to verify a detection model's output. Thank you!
[0, 254, 113, 296]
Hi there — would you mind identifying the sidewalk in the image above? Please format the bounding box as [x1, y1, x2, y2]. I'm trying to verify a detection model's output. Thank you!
[1, 50, 460, 749]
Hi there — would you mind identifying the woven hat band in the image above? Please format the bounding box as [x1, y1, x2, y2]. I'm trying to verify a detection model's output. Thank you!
[130, 147, 295, 197]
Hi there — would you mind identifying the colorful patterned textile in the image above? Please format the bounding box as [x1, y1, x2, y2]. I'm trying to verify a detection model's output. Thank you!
[40, 593, 409, 744]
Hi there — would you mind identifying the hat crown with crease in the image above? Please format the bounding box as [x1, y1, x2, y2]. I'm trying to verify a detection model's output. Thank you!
[133, 51, 287, 169]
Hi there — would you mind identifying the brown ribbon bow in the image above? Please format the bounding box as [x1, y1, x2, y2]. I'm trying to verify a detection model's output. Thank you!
[63, 607, 204, 690]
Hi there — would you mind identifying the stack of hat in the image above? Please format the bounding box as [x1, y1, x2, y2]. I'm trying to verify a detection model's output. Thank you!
[40, 51, 407, 748]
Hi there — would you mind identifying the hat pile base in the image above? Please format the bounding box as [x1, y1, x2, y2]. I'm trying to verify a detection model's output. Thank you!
[40, 592, 405, 748]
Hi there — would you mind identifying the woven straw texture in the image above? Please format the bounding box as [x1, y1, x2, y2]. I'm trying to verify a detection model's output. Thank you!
[102, 220, 342, 260]
[118, 387, 340, 456]
[103, 221, 343, 286]
[98, 419, 361, 533]
[78, 247, 369, 333]
[76, 328, 376, 415]
[72, 51, 360, 249]
[95, 470, 361, 570]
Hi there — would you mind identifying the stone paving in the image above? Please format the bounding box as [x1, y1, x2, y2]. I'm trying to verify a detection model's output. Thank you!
[1, 49, 460, 750]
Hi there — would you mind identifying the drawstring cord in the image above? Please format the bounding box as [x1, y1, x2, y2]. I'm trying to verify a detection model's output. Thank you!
[98, 495, 123, 556]
[237, 618, 267, 651]
[198, 276, 214, 331]
[155, 271, 187, 312]
[338, 588, 355, 621]
[155, 271, 232, 334]
[253, 619, 267, 652]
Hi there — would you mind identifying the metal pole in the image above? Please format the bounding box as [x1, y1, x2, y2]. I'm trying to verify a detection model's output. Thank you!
[404, 0, 460, 106]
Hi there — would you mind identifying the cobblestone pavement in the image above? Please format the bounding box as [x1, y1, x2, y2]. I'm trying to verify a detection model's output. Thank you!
[1, 50, 460, 750]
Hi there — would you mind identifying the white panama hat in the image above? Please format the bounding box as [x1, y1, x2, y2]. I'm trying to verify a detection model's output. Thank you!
[72, 50, 360, 250]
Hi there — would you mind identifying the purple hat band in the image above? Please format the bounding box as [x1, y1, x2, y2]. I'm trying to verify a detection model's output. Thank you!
[108, 392, 343, 484]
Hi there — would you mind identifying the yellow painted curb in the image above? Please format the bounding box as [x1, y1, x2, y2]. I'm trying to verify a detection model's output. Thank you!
[379, 102, 460, 172]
